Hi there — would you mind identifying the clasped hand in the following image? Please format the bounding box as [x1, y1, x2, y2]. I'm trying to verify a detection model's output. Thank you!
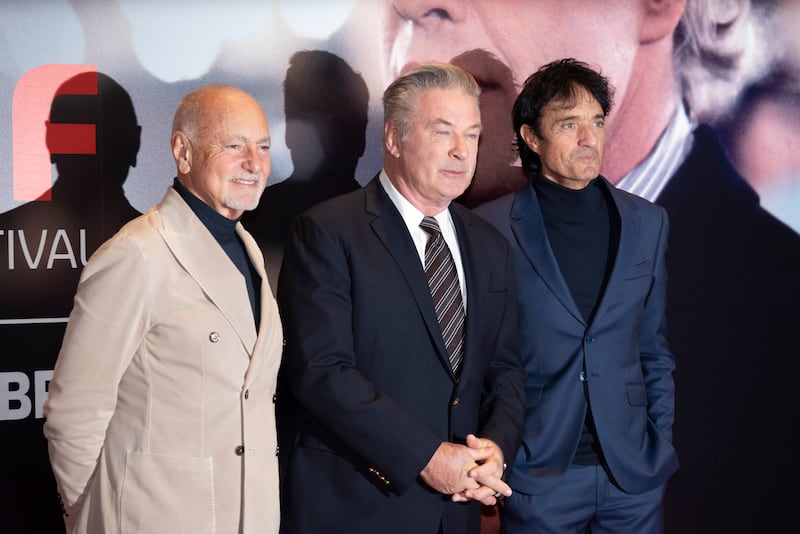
[420, 434, 510, 506]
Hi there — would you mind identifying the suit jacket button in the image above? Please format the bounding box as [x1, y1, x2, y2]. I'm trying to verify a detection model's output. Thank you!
[235, 445, 245, 456]
[244, 389, 249, 400]
[209, 331, 221, 343]
[452, 397, 459, 406]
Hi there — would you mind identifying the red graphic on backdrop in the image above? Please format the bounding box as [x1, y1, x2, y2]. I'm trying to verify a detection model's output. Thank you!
[11, 65, 97, 201]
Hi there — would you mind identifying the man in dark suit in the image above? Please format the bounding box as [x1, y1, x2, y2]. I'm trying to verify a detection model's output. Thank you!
[477, 59, 678, 533]
[276, 63, 525, 534]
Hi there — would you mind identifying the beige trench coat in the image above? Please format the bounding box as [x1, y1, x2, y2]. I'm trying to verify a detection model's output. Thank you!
[44, 187, 283, 533]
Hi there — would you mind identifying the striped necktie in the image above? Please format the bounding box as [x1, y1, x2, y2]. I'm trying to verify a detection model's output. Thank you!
[420, 216, 465, 378]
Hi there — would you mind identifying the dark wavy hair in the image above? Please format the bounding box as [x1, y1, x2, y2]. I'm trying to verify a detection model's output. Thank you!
[513, 58, 614, 176]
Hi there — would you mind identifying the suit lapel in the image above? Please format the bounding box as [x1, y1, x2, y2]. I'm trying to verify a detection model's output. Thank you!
[158, 188, 258, 356]
[238, 223, 281, 389]
[592, 179, 642, 322]
[511, 185, 584, 324]
[451, 206, 482, 383]
[364, 178, 454, 376]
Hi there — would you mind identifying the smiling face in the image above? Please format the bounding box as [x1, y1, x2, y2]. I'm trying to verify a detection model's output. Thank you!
[521, 86, 605, 190]
[172, 87, 271, 219]
[385, 87, 481, 214]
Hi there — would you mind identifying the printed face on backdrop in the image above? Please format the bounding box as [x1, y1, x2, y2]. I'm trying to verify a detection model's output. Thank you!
[381, 0, 645, 202]
[521, 87, 606, 190]
[174, 88, 271, 220]
[385, 87, 481, 214]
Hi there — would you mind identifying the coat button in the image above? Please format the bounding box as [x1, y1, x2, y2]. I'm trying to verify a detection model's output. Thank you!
[585, 335, 595, 343]
[273, 394, 277, 403]
[209, 332, 221, 343]
[275, 446, 280, 456]
[579, 371, 587, 382]
[452, 398, 459, 406]
[244, 389, 249, 400]
[235, 445, 245, 456]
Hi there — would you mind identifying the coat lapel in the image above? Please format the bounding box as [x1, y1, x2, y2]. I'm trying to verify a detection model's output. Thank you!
[157, 188, 258, 356]
[364, 178, 454, 375]
[238, 222, 282, 389]
[511, 185, 585, 324]
[591, 179, 642, 322]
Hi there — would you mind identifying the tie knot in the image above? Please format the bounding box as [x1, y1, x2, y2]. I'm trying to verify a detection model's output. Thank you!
[420, 216, 441, 236]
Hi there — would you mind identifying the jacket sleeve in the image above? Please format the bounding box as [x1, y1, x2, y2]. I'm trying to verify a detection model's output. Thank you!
[475, 233, 525, 463]
[639, 207, 676, 441]
[43, 232, 148, 521]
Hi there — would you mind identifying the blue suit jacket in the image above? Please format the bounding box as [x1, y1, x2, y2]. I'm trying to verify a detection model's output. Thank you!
[476, 176, 678, 496]
[277, 177, 525, 534]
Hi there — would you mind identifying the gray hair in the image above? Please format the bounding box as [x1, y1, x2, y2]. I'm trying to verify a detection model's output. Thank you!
[675, 0, 774, 121]
[382, 63, 480, 141]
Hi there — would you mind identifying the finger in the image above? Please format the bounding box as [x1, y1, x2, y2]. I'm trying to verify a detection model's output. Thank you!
[467, 456, 502, 479]
[471, 474, 512, 497]
[465, 445, 495, 464]
[450, 491, 470, 503]
[463, 484, 501, 506]
[465, 433, 487, 449]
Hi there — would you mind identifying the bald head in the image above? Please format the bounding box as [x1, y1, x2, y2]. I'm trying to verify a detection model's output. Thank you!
[171, 84, 271, 219]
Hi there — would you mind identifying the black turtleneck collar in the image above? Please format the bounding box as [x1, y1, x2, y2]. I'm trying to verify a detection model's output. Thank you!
[171, 178, 261, 329]
[532, 173, 606, 223]
[173, 178, 239, 243]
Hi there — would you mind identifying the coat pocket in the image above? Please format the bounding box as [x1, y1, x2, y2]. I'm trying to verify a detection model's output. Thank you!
[121, 451, 215, 534]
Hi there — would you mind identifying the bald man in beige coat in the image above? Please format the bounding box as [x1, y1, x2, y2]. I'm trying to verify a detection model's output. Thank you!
[44, 84, 283, 534]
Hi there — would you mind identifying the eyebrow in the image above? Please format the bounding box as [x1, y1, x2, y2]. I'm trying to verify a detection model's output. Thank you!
[554, 112, 605, 123]
[430, 118, 482, 131]
[225, 134, 271, 144]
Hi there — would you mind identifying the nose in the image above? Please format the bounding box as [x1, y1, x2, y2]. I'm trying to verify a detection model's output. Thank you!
[449, 133, 469, 160]
[577, 123, 599, 147]
[391, 0, 467, 26]
[243, 145, 266, 175]
[385, 0, 472, 78]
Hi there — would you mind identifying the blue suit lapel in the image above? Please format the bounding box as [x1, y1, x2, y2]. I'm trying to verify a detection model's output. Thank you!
[363, 179, 455, 378]
[592, 179, 642, 322]
[511, 185, 585, 324]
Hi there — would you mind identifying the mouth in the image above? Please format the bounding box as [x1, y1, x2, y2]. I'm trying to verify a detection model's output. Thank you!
[230, 174, 262, 186]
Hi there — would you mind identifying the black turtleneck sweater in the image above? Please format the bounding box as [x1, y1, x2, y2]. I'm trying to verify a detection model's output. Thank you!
[532, 172, 620, 465]
[173, 179, 261, 329]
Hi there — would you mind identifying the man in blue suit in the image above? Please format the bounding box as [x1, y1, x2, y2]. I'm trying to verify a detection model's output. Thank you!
[477, 59, 678, 533]
[277, 63, 524, 534]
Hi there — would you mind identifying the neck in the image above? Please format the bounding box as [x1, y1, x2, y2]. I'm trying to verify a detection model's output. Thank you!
[600, 39, 679, 183]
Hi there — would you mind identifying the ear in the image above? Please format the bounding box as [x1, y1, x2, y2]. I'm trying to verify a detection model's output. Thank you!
[519, 124, 540, 154]
[171, 131, 192, 175]
[640, 0, 686, 44]
[384, 121, 401, 158]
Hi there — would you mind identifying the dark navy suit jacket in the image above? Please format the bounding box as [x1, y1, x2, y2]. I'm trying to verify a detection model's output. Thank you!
[277, 177, 525, 534]
[476, 176, 678, 496]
